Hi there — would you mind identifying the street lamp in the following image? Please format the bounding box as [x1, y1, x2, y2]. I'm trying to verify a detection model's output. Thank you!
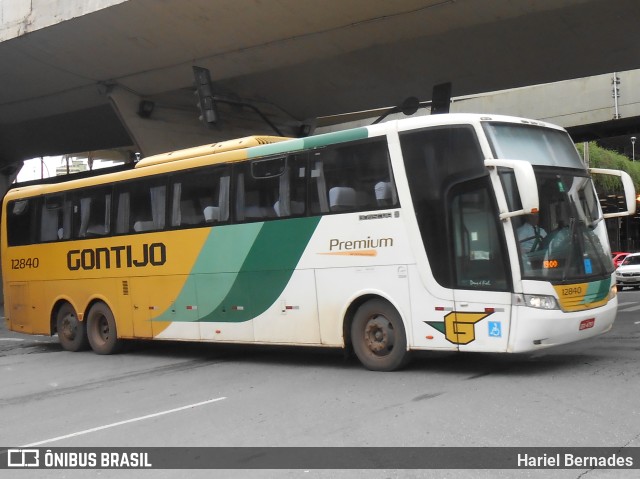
[632, 136, 636, 161]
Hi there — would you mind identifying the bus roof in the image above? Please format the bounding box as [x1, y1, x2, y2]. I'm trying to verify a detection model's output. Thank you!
[4, 114, 565, 200]
[136, 135, 291, 168]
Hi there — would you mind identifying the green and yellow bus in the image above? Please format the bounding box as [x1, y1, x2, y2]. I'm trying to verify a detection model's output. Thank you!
[2, 114, 635, 370]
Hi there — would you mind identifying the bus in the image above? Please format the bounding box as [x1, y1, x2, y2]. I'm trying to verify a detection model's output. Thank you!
[2, 114, 635, 371]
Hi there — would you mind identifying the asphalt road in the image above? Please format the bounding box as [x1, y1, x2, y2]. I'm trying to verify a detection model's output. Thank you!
[2, 290, 640, 479]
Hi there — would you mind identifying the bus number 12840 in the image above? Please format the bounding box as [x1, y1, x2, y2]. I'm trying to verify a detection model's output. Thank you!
[11, 258, 40, 269]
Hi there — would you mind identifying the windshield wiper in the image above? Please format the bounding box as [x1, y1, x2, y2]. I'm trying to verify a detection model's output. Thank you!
[562, 217, 578, 280]
[581, 219, 609, 275]
[587, 216, 603, 229]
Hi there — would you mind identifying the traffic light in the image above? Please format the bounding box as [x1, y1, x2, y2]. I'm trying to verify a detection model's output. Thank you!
[431, 82, 452, 115]
[193, 66, 218, 125]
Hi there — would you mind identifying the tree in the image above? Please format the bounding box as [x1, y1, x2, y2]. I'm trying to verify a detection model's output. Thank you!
[576, 142, 640, 195]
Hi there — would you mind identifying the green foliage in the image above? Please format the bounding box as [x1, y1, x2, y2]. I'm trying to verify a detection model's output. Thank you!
[576, 142, 640, 194]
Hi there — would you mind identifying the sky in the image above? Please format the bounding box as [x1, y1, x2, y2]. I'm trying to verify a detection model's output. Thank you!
[16, 157, 118, 182]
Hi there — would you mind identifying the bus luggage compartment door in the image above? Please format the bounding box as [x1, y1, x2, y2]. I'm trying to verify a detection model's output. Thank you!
[7, 282, 32, 333]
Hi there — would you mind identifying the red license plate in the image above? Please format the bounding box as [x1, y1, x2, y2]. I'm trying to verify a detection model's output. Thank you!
[579, 318, 595, 330]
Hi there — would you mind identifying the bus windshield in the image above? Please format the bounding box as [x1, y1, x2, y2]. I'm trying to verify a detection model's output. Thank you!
[484, 122, 613, 281]
[483, 122, 585, 169]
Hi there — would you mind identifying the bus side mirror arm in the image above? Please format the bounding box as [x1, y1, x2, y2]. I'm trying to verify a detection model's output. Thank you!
[588, 168, 637, 218]
[485, 159, 540, 220]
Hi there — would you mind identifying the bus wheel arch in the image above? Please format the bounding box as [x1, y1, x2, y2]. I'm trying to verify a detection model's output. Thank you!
[345, 295, 410, 371]
[85, 300, 123, 355]
[53, 300, 90, 352]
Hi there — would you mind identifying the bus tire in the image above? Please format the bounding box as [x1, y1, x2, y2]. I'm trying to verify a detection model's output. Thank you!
[351, 299, 409, 371]
[86, 302, 122, 355]
[56, 303, 89, 352]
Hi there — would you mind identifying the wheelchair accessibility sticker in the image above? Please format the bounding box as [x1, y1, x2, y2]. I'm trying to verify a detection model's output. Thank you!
[488, 321, 502, 338]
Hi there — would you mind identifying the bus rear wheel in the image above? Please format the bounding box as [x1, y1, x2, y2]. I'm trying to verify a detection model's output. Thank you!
[351, 299, 409, 371]
[56, 303, 89, 352]
[86, 302, 122, 355]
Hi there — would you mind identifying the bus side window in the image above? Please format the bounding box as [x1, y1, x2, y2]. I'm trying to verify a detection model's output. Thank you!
[115, 179, 166, 234]
[170, 166, 230, 227]
[450, 179, 509, 291]
[273, 155, 306, 218]
[7, 199, 37, 246]
[401, 125, 486, 288]
[40, 194, 65, 242]
[309, 137, 398, 215]
[115, 191, 130, 234]
[71, 187, 112, 238]
[237, 156, 303, 222]
[309, 158, 329, 214]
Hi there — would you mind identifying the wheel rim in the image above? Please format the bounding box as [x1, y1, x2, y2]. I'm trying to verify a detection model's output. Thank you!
[60, 314, 77, 341]
[363, 314, 395, 357]
[97, 315, 110, 342]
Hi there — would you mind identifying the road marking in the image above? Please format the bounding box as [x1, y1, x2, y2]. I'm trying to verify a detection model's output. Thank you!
[0, 338, 24, 342]
[618, 304, 640, 312]
[21, 396, 227, 447]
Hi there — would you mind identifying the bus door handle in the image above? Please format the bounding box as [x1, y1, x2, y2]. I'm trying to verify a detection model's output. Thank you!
[458, 303, 469, 308]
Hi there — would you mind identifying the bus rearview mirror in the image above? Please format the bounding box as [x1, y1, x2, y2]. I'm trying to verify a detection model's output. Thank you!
[588, 168, 637, 218]
[485, 159, 540, 220]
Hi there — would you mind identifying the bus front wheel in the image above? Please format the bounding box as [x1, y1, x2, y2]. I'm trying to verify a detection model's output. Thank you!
[86, 302, 122, 355]
[351, 299, 409, 371]
[56, 303, 89, 352]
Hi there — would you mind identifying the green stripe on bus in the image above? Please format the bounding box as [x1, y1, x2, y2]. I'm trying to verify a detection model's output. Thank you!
[247, 128, 369, 158]
[192, 223, 263, 274]
[301, 128, 369, 150]
[583, 279, 610, 304]
[198, 216, 320, 323]
[154, 216, 320, 323]
[152, 223, 263, 323]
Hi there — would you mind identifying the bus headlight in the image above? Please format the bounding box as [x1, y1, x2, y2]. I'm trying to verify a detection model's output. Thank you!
[523, 294, 559, 310]
[609, 284, 617, 300]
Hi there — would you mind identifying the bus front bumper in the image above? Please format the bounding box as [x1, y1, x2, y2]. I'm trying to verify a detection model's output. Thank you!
[508, 300, 617, 353]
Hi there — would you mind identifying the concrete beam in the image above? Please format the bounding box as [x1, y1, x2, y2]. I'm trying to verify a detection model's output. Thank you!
[107, 87, 213, 157]
[0, 0, 126, 41]
[107, 87, 300, 157]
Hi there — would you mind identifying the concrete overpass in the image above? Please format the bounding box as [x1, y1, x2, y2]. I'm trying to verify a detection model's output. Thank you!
[1, 0, 640, 177]
[317, 69, 640, 150]
[450, 70, 640, 148]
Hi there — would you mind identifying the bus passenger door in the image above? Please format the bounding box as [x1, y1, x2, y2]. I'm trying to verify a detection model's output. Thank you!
[449, 180, 512, 352]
